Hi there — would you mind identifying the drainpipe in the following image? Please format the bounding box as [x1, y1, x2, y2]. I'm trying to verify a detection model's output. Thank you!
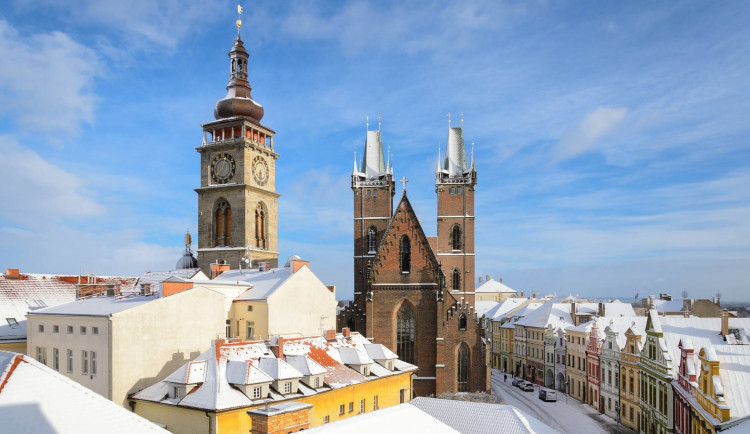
[205, 411, 212, 434]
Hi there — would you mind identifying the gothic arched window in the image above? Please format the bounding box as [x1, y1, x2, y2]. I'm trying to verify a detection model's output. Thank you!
[459, 314, 467, 331]
[399, 236, 411, 273]
[457, 344, 469, 391]
[214, 200, 231, 247]
[451, 225, 462, 251]
[255, 203, 266, 249]
[396, 304, 415, 364]
[452, 268, 461, 291]
[367, 227, 377, 253]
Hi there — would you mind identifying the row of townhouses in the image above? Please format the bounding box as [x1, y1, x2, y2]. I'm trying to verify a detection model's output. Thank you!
[483, 291, 750, 434]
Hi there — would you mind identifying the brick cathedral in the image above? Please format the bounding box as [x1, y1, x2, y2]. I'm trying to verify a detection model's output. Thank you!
[340, 122, 490, 396]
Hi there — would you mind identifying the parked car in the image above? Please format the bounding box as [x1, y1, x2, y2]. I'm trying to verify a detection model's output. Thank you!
[538, 388, 557, 402]
[519, 381, 534, 392]
[512, 377, 522, 387]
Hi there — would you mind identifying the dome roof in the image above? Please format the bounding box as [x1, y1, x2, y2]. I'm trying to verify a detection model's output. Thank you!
[176, 249, 198, 270]
[284, 255, 302, 267]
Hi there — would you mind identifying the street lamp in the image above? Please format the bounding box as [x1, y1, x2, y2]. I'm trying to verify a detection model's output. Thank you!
[615, 401, 620, 434]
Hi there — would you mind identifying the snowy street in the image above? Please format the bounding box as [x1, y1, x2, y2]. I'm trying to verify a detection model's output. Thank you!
[490, 370, 637, 434]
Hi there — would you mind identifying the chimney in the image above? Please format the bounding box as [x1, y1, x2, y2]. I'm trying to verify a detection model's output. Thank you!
[259, 262, 269, 272]
[713, 295, 721, 307]
[486, 274, 491, 281]
[571, 302, 577, 325]
[292, 260, 310, 274]
[211, 262, 230, 279]
[342, 327, 350, 338]
[478, 277, 483, 283]
[721, 310, 729, 337]
[520, 291, 525, 297]
[140, 283, 151, 296]
[683, 299, 693, 313]
[106, 285, 116, 297]
[326, 285, 335, 292]
[325, 329, 336, 340]
[272, 337, 285, 358]
[598, 302, 605, 317]
[499, 277, 503, 283]
[5, 268, 20, 279]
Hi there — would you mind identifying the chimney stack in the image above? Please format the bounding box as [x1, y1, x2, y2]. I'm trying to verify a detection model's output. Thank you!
[342, 327, 351, 338]
[486, 274, 491, 281]
[292, 260, 310, 273]
[721, 310, 729, 337]
[211, 262, 230, 279]
[272, 337, 285, 358]
[478, 277, 483, 283]
[5, 268, 20, 279]
[325, 329, 336, 340]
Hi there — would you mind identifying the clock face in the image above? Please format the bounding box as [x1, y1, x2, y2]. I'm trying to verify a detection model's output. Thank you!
[211, 153, 236, 184]
[252, 156, 269, 186]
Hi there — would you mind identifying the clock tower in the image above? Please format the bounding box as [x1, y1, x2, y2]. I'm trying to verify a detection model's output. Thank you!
[196, 29, 280, 274]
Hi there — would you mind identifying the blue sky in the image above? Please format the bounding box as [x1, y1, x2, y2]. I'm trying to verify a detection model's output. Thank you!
[1, 1, 749, 301]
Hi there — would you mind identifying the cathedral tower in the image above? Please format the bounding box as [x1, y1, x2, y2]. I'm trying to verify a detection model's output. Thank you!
[350, 121, 394, 332]
[196, 29, 280, 274]
[435, 122, 477, 301]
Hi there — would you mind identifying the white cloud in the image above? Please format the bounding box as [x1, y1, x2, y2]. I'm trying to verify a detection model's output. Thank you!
[554, 106, 628, 161]
[0, 20, 100, 139]
[0, 137, 105, 223]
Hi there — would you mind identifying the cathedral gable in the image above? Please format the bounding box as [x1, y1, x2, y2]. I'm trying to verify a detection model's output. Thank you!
[369, 193, 441, 286]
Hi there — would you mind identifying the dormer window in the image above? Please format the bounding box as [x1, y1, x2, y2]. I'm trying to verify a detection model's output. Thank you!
[6, 318, 18, 328]
[283, 382, 292, 394]
[252, 387, 262, 399]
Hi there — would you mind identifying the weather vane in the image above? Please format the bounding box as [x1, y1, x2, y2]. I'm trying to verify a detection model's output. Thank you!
[236, 4, 243, 36]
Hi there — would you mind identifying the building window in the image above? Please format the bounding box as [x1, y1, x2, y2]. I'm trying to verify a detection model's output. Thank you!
[313, 377, 320, 388]
[67, 350, 73, 373]
[53, 348, 59, 371]
[254, 202, 266, 249]
[324, 416, 330, 424]
[252, 387, 261, 399]
[247, 305, 253, 312]
[339, 404, 345, 416]
[373, 395, 378, 410]
[92, 327, 98, 335]
[452, 268, 461, 291]
[91, 351, 97, 375]
[457, 343, 469, 392]
[348, 402, 354, 413]
[82, 351, 88, 374]
[214, 199, 232, 247]
[459, 314, 467, 331]
[399, 236, 410, 273]
[450, 225, 462, 251]
[396, 303, 415, 364]
[172, 386, 179, 399]
[450, 187, 456, 194]
[67, 326, 73, 334]
[367, 227, 377, 253]
[360, 399, 365, 414]
[38, 324, 44, 333]
[36, 347, 47, 365]
[225, 320, 231, 339]
[284, 382, 292, 394]
[246, 322, 254, 340]
[53, 325, 59, 333]
[80, 326, 87, 335]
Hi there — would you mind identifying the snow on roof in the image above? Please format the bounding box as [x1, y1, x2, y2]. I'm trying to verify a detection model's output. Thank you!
[475, 278, 517, 294]
[164, 360, 207, 385]
[226, 360, 274, 385]
[308, 400, 458, 433]
[652, 298, 689, 312]
[475, 301, 500, 317]
[258, 357, 303, 380]
[284, 355, 327, 376]
[408, 397, 558, 434]
[133, 268, 200, 296]
[133, 332, 417, 412]
[225, 267, 294, 301]
[482, 298, 528, 321]
[0, 351, 166, 433]
[363, 343, 398, 361]
[714, 345, 750, 420]
[338, 347, 374, 365]
[601, 317, 647, 349]
[0, 272, 135, 341]
[27, 293, 156, 317]
[499, 300, 543, 326]
[515, 299, 573, 330]
[601, 300, 636, 317]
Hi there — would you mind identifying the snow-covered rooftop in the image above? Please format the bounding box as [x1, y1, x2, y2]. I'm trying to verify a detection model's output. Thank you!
[309, 399, 458, 433]
[215, 267, 294, 301]
[28, 293, 157, 317]
[133, 332, 417, 411]
[0, 351, 166, 433]
[0, 271, 135, 341]
[475, 278, 517, 294]
[132, 268, 200, 296]
[516, 299, 574, 330]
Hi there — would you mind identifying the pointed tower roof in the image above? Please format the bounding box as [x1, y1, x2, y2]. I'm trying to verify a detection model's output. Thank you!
[443, 126, 468, 177]
[214, 32, 264, 122]
[361, 130, 387, 179]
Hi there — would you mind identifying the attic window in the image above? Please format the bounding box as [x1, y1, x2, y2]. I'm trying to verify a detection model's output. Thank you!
[284, 382, 292, 394]
[6, 318, 18, 328]
[252, 387, 261, 399]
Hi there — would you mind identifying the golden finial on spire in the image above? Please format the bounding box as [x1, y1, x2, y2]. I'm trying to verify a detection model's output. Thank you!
[236, 4, 243, 36]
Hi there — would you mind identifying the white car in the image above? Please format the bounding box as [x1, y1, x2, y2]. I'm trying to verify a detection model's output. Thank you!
[538, 388, 557, 401]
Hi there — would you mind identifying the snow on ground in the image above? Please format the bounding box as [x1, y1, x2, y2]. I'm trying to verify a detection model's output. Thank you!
[490, 370, 637, 434]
